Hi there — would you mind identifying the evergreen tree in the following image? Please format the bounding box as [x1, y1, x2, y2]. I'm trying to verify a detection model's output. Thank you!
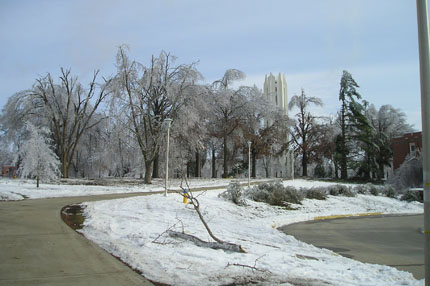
[337, 70, 361, 179]
[349, 100, 377, 179]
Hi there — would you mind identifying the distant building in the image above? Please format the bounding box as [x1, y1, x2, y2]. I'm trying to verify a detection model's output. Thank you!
[264, 72, 288, 116]
[2, 166, 16, 177]
[256, 72, 293, 178]
[391, 131, 422, 170]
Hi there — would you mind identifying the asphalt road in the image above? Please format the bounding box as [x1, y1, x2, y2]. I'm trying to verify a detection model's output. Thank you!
[279, 214, 424, 279]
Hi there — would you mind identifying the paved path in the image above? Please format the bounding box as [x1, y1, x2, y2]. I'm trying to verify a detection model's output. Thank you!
[0, 193, 155, 286]
[280, 214, 424, 279]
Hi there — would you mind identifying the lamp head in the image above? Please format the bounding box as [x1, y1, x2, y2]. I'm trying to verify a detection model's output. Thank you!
[165, 118, 173, 128]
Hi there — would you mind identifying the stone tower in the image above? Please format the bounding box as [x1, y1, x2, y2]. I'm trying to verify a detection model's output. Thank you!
[264, 72, 288, 116]
[258, 72, 293, 179]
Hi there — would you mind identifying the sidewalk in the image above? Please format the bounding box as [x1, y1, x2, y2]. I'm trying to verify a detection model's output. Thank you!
[0, 193, 155, 286]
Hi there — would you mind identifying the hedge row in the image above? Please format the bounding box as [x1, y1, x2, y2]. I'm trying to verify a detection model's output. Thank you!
[219, 182, 407, 207]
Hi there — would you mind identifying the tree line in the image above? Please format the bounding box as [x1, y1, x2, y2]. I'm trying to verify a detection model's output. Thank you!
[0, 47, 413, 184]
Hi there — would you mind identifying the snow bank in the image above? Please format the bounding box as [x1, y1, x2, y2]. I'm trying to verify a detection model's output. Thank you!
[80, 182, 423, 286]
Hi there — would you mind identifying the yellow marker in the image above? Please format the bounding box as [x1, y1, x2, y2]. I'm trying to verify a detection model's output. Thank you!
[426, 182, 430, 187]
[314, 212, 383, 221]
[183, 190, 189, 204]
[425, 230, 430, 235]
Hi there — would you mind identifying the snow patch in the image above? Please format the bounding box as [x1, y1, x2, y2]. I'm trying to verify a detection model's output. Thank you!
[79, 181, 423, 286]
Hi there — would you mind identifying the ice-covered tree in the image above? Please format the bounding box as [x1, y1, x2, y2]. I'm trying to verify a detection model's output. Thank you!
[112, 46, 201, 184]
[288, 88, 323, 176]
[0, 68, 112, 178]
[240, 86, 289, 178]
[208, 69, 248, 178]
[17, 122, 60, 187]
[364, 104, 413, 179]
[336, 70, 361, 179]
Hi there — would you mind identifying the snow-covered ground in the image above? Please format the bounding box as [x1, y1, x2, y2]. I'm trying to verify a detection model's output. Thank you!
[78, 180, 424, 286]
[0, 177, 266, 200]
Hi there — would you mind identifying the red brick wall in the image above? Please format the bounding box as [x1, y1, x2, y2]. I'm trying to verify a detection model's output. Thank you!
[391, 132, 422, 170]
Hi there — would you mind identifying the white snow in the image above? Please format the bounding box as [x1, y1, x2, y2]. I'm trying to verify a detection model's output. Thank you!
[0, 177, 264, 200]
[77, 179, 424, 286]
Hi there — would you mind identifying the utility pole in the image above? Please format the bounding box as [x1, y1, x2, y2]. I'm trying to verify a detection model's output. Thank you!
[416, 0, 430, 284]
[164, 118, 173, 196]
[248, 141, 251, 188]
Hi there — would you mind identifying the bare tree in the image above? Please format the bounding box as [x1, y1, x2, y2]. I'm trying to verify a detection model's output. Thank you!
[112, 46, 201, 184]
[288, 88, 323, 176]
[1, 68, 111, 178]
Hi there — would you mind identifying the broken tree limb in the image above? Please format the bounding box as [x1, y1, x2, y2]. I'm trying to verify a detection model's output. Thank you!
[168, 231, 247, 253]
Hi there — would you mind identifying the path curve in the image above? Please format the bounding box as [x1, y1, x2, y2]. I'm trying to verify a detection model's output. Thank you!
[0, 193, 156, 286]
[280, 214, 424, 279]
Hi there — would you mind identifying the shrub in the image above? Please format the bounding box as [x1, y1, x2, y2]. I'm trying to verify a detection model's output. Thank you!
[305, 188, 327, 200]
[382, 185, 396, 198]
[249, 182, 303, 208]
[368, 185, 379, 196]
[327, 184, 356, 197]
[219, 181, 246, 206]
[400, 189, 423, 203]
[354, 185, 369, 195]
[387, 153, 423, 192]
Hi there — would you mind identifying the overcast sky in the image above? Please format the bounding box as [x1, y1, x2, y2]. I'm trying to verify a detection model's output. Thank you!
[0, 0, 423, 129]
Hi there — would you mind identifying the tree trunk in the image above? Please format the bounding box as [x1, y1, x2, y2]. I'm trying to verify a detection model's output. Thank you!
[340, 161, 347, 179]
[187, 161, 191, 178]
[302, 151, 308, 177]
[152, 153, 160, 178]
[61, 157, 69, 179]
[264, 160, 270, 178]
[144, 160, 153, 184]
[339, 103, 348, 180]
[195, 152, 201, 177]
[212, 148, 216, 178]
[339, 136, 348, 179]
[223, 135, 228, 178]
[119, 138, 124, 177]
[378, 162, 384, 179]
[36, 164, 40, 188]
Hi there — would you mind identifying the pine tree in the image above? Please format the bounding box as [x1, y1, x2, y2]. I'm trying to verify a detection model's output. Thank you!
[337, 70, 361, 179]
[16, 122, 60, 187]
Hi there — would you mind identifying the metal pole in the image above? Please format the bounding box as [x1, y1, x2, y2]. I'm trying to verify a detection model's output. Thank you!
[291, 150, 294, 180]
[416, 1, 430, 284]
[164, 118, 172, 196]
[248, 141, 251, 188]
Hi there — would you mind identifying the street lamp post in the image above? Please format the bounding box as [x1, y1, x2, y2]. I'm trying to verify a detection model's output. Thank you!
[164, 118, 173, 196]
[248, 141, 251, 188]
[416, 0, 430, 284]
[291, 150, 294, 180]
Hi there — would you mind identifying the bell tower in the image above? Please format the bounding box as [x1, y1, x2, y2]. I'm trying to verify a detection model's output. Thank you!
[264, 72, 288, 116]
[260, 72, 293, 179]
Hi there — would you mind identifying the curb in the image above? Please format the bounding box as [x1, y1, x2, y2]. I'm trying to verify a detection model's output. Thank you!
[314, 212, 383, 221]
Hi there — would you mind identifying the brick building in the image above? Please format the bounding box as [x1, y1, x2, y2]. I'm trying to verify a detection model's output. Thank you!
[391, 131, 422, 170]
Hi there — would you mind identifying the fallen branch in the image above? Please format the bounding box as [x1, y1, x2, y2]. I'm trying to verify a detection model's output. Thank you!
[176, 176, 247, 252]
[168, 230, 246, 253]
[226, 255, 270, 273]
[152, 219, 184, 244]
